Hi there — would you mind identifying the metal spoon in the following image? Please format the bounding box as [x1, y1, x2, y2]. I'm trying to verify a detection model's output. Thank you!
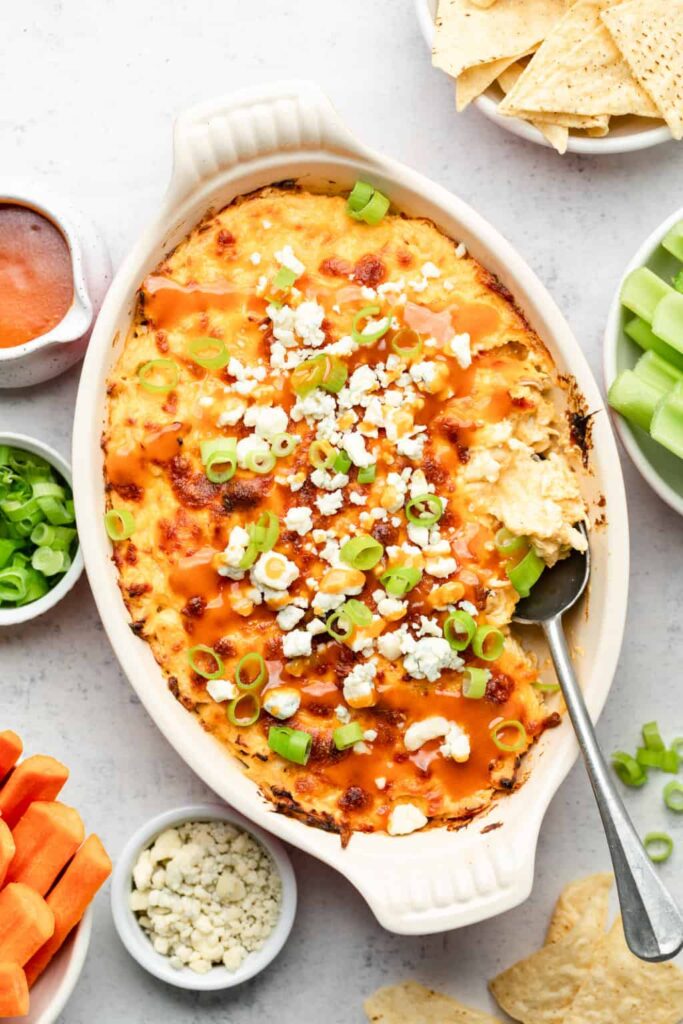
[513, 530, 683, 962]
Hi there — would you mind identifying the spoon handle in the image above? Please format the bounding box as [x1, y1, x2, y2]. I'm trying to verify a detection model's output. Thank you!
[543, 613, 683, 962]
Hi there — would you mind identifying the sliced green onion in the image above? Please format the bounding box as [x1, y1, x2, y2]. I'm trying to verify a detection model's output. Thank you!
[612, 751, 647, 788]
[235, 652, 267, 692]
[380, 565, 422, 598]
[0, 567, 28, 603]
[36, 496, 72, 526]
[462, 666, 490, 699]
[186, 337, 231, 370]
[507, 548, 545, 599]
[273, 267, 298, 292]
[495, 528, 528, 556]
[333, 722, 364, 750]
[352, 306, 391, 346]
[18, 568, 49, 606]
[443, 610, 476, 651]
[391, 328, 423, 360]
[309, 439, 336, 470]
[268, 725, 312, 765]
[31, 524, 75, 551]
[291, 357, 325, 397]
[104, 508, 136, 541]
[346, 182, 390, 225]
[341, 599, 373, 626]
[228, 692, 261, 727]
[319, 355, 348, 394]
[333, 450, 352, 474]
[238, 542, 259, 570]
[0, 538, 21, 569]
[340, 535, 384, 570]
[246, 449, 276, 475]
[642, 721, 665, 751]
[31, 547, 69, 576]
[472, 625, 504, 662]
[249, 511, 279, 553]
[32, 481, 65, 500]
[491, 719, 527, 753]
[358, 465, 376, 484]
[636, 747, 680, 773]
[664, 780, 683, 813]
[187, 644, 224, 680]
[644, 832, 674, 864]
[137, 358, 179, 393]
[200, 438, 237, 484]
[347, 180, 374, 213]
[532, 681, 561, 693]
[405, 493, 443, 527]
[271, 433, 299, 458]
[326, 608, 355, 643]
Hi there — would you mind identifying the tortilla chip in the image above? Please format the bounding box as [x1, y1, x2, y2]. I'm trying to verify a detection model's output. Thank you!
[489, 874, 610, 1022]
[601, 0, 683, 140]
[498, 0, 660, 119]
[433, 0, 568, 80]
[498, 62, 569, 153]
[364, 982, 502, 1023]
[564, 918, 683, 1024]
[456, 54, 530, 111]
[546, 873, 612, 944]
[531, 112, 610, 130]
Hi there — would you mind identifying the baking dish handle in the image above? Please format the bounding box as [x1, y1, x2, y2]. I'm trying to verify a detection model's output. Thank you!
[170, 81, 369, 203]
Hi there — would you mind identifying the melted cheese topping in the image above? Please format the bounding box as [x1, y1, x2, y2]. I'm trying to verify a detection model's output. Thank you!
[104, 187, 587, 840]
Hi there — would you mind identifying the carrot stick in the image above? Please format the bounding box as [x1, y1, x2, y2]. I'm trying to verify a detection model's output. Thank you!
[0, 963, 29, 1018]
[0, 884, 54, 967]
[0, 732, 22, 782]
[7, 802, 85, 896]
[0, 755, 68, 829]
[0, 821, 15, 889]
[24, 835, 111, 987]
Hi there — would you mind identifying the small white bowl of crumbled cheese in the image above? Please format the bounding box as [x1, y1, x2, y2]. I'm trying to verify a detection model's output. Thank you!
[110, 804, 296, 990]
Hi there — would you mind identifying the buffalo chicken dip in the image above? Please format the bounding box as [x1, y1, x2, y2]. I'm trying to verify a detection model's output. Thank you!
[103, 183, 588, 841]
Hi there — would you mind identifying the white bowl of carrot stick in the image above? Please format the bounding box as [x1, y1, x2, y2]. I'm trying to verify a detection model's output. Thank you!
[0, 728, 112, 1022]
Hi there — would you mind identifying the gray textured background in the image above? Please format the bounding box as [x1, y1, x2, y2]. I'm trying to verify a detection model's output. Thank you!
[1, 1, 682, 1020]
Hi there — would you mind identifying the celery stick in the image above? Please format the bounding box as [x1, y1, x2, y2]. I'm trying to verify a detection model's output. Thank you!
[608, 370, 663, 432]
[625, 317, 683, 372]
[634, 351, 683, 393]
[652, 292, 683, 355]
[651, 382, 683, 459]
[662, 220, 683, 263]
[621, 267, 672, 323]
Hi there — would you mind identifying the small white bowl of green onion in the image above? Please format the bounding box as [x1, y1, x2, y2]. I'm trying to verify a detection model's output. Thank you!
[605, 211, 683, 517]
[0, 432, 83, 625]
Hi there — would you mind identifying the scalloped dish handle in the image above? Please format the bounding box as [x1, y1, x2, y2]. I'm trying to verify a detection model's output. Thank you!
[170, 80, 368, 204]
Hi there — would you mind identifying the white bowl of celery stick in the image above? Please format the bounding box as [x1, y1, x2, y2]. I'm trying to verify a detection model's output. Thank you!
[605, 210, 683, 517]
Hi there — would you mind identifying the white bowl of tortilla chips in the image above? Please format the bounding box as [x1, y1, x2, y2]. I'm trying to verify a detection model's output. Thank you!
[417, 0, 680, 155]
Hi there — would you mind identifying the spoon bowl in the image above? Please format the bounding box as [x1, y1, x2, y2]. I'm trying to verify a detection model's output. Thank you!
[514, 537, 590, 627]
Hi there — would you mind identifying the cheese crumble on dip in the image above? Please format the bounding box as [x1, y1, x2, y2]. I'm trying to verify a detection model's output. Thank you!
[104, 182, 588, 841]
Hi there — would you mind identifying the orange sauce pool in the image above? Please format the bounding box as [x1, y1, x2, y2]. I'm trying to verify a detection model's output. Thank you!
[0, 204, 73, 348]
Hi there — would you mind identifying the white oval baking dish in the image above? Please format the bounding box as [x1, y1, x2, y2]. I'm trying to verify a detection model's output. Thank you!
[72, 81, 629, 935]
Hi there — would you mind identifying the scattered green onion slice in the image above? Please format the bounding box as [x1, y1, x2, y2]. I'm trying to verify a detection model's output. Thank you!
[352, 305, 391, 346]
[341, 599, 373, 626]
[228, 693, 261, 727]
[636, 747, 680, 773]
[333, 451, 352, 474]
[347, 180, 374, 213]
[391, 328, 423, 360]
[246, 449, 276, 475]
[200, 438, 237, 484]
[462, 667, 490, 700]
[319, 355, 348, 394]
[187, 644, 224, 680]
[507, 548, 545, 598]
[326, 608, 355, 643]
[291, 357, 325, 396]
[663, 780, 683, 813]
[472, 625, 504, 662]
[238, 541, 259, 570]
[644, 832, 674, 864]
[533, 681, 561, 693]
[333, 722, 364, 750]
[104, 508, 136, 541]
[346, 181, 390, 226]
[612, 751, 647, 788]
[31, 524, 75, 551]
[273, 267, 298, 292]
[405, 493, 443, 527]
[358, 465, 376, 484]
[137, 358, 179, 394]
[268, 725, 312, 765]
[443, 610, 476, 652]
[250, 511, 280, 553]
[495, 528, 529, 556]
[186, 337, 230, 370]
[491, 719, 528, 753]
[380, 565, 422, 598]
[309, 439, 336, 470]
[340, 535, 384, 570]
[235, 652, 267, 692]
[271, 433, 299, 458]
[642, 721, 665, 751]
